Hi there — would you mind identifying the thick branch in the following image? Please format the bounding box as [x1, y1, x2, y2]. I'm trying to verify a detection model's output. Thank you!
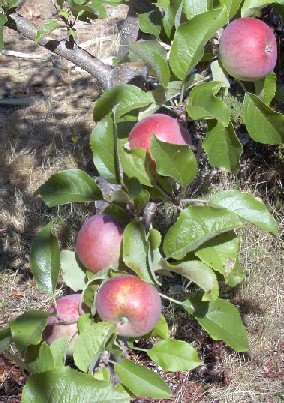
[6, 12, 112, 89]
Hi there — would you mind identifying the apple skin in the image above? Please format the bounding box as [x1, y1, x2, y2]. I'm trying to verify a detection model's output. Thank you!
[75, 213, 124, 273]
[128, 113, 192, 153]
[219, 18, 277, 82]
[43, 294, 87, 356]
[95, 274, 162, 337]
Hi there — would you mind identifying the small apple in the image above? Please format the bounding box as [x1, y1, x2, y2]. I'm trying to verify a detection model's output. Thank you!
[219, 17, 277, 82]
[43, 294, 87, 355]
[75, 213, 124, 273]
[128, 113, 192, 154]
[95, 274, 162, 337]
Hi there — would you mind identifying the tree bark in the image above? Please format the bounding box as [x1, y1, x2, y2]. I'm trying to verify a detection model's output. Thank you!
[6, 12, 112, 89]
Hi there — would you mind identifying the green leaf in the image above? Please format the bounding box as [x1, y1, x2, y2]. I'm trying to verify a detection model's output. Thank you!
[73, 322, 114, 373]
[220, 0, 243, 18]
[195, 231, 240, 278]
[162, 0, 183, 37]
[10, 310, 50, 353]
[203, 121, 242, 172]
[163, 205, 243, 260]
[144, 314, 169, 339]
[118, 142, 153, 187]
[148, 339, 202, 371]
[183, 296, 249, 352]
[226, 261, 245, 287]
[61, 250, 87, 292]
[187, 81, 231, 126]
[0, 327, 11, 354]
[35, 20, 60, 43]
[210, 60, 230, 94]
[35, 169, 101, 207]
[49, 337, 70, 367]
[209, 190, 278, 236]
[243, 93, 284, 145]
[0, 13, 8, 52]
[129, 40, 170, 87]
[26, 343, 56, 374]
[30, 222, 60, 295]
[114, 359, 172, 398]
[93, 85, 153, 122]
[90, 114, 118, 183]
[138, 10, 163, 38]
[123, 221, 153, 282]
[150, 136, 198, 188]
[163, 260, 218, 300]
[169, 7, 228, 80]
[183, 0, 208, 19]
[255, 71, 277, 106]
[21, 367, 130, 403]
[241, 0, 282, 17]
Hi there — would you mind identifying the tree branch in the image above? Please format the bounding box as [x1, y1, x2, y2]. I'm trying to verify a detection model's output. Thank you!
[6, 11, 112, 89]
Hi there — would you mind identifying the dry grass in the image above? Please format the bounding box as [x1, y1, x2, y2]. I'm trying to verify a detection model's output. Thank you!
[1, 4, 284, 403]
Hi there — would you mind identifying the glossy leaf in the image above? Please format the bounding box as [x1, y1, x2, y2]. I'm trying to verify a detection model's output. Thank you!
[123, 221, 153, 282]
[183, 0, 208, 19]
[209, 190, 278, 236]
[150, 136, 198, 188]
[243, 93, 284, 144]
[195, 231, 240, 278]
[60, 250, 87, 292]
[118, 143, 153, 187]
[138, 10, 163, 38]
[35, 20, 60, 43]
[169, 7, 228, 79]
[241, 0, 282, 17]
[144, 314, 169, 339]
[163, 205, 243, 260]
[26, 343, 57, 374]
[183, 296, 249, 352]
[148, 339, 202, 371]
[10, 310, 49, 353]
[93, 85, 153, 121]
[114, 359, 172, 398]
[203, 121, 242, 172]
[35, 169, 101, 207]
[90, 114, 118, 183]
[0, 327, 11, 354]
[129, 40, 170, 87]
[30, 222, 60, 295]
[163, 260, 218, 300]
[255, 71, 276, 106]
[162, 0, 183, 37]
[21, 367, 130, 403]
[73, 322, 114, 373]
[187, 81, 231, 126]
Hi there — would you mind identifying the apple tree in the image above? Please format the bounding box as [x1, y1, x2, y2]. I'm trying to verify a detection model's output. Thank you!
[0, 0, 283, 401]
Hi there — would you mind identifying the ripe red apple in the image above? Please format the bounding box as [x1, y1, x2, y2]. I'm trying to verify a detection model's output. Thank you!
[128, 113, 192, 153]
[219, 18, 277, 82]
[95, 274, 162, 337]
[43, 294, 87, 355]
[75, 213, 124, 273]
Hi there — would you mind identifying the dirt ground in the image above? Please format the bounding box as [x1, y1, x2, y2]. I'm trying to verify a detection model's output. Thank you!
[0, 2, 284, 402]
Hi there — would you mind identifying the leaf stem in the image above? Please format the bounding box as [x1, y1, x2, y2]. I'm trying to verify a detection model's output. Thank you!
[159, 292, 184, 306]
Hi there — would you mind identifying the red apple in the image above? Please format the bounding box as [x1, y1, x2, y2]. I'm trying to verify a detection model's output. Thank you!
[219, 18, 277, 82]
[75, 213, 124, 273]
[43, 294, 87, 355]
[128, 113, 192, 154]
[95, 274, 162, 337]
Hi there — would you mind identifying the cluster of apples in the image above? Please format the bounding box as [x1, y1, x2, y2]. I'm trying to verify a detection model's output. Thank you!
[43, 112, 193, 352]
[43, 16, 277, 353]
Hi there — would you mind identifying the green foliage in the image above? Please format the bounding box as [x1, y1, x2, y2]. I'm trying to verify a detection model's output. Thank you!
[1, 0, 282, 400]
